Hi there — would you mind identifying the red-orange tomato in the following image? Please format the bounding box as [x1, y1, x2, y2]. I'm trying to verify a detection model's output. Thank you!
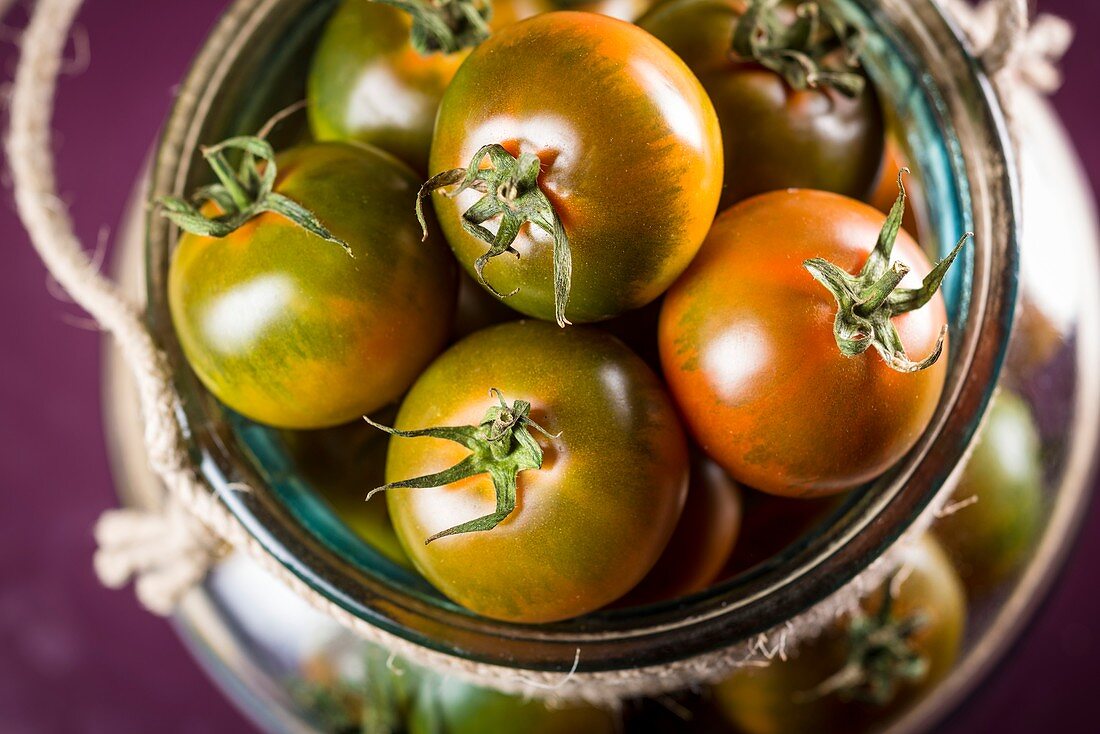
[659, 190, 948, 497]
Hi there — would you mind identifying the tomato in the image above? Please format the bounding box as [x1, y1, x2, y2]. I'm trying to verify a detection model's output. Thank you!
[622, 456, 742, 605]
[425, 11, 723, 325]
[639, 0, 884, 210]
[167, 141, 456, 429]
[373, 320, 689, 623]
[934, 389, 1043, 592]
[1006, 292, 1067, 380]
[293, 650, 384, 733]
[407, 673, 618, 734]
[660, 187, 962, 497]
[1003, 104, 1082, 381]
[297, 644, 618, 734]
[308, 0, 549, 172]
[870, 138, 924, 240]
[713, 535, 965, 734]
[278, 416, 413, 569]
[353, 646, 619, 734]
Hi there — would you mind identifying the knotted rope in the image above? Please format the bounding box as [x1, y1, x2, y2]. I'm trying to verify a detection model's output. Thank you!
[947, 0, 1073, 93]
[1, 0, 1071, 702]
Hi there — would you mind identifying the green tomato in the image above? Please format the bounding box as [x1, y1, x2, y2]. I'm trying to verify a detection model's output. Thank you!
[357, 647, 618, 734]
[380, 320, 690, 623]
[168, 142, 457, 429]
[408, 674, 618, 734]
[934, 389, 1043, 592]
[713, 536, 965, 734]
[307, 0, 550, 172]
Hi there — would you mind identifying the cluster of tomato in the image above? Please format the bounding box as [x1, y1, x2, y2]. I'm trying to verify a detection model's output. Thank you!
[162, 0, 1045, 731]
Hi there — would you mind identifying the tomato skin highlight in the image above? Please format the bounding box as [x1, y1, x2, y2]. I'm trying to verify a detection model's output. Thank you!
[168, 142, 457, 429]
[382, 320, 689, 623]
[429, 11, 724, 323]
[554, 0, 658, 21]
[639, 0, 884, 210]
[659, 190, 948, 497]
[713, 536, 965, 734]
[934, 389, 1043, 593]
[307, 0, 548, 172]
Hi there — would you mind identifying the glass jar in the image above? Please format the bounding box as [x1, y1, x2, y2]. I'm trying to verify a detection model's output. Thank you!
[102, 0, 1099, 730]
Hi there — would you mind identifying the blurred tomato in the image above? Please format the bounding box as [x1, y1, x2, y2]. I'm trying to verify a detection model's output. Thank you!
[714, 535, 965, 734]
[934, 389, 1043, 593]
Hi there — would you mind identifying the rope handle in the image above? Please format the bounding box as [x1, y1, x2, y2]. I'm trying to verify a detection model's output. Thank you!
[982, 0, 1029, 73]
[948, 0, 1074, 91]
[0, 0, 1073, 702]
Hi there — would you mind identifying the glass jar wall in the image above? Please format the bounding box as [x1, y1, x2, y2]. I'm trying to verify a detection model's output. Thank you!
[101, 0, 1099, 731]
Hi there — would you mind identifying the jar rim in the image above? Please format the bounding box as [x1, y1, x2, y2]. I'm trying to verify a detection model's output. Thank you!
[144, 0, 1019, 673]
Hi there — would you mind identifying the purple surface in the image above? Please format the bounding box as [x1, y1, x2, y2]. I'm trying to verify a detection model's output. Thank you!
[0, 1, 1097, 732]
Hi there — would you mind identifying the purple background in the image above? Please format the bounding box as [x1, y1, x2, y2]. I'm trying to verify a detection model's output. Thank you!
[0, 1, 1097, 732]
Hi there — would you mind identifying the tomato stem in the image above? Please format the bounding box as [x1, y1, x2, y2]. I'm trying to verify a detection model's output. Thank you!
[156, 107, 351, 254]
[854, 261, 909, 317]
[732, 0, 867, 98]
[203, 147, 252, 211]
[804, 169, 972, 373]
[364, 389, 560, 543]
[376, 0, 492, 55]
[800, 571, 930, 706]
[417, 144, 574, 327]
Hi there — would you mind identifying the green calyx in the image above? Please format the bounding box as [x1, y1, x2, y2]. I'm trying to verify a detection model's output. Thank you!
[732, 0, 867, 97]
[804, 169, 971, 373]
[364, 389, 560, 543]
[289, 652, 412, 734]
[806, 573, 930, 706]
[378, 0, 492, 55]
[417, 143, 573, 327]
[157, 114, 350, 254]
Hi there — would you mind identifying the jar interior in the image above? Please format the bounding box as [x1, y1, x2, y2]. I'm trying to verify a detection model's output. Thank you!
[148, 0, 1005, 666]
